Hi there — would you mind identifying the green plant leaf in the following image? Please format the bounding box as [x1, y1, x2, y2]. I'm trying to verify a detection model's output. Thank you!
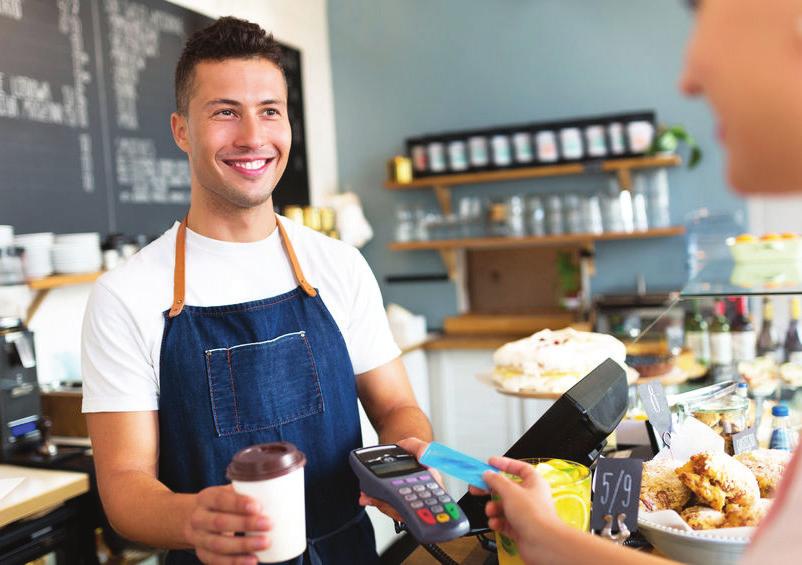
[649, 124, 702, 169]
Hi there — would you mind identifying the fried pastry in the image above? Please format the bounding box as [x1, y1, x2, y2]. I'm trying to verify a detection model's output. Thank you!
[681, 505, 727, 530]
[734, 448, 791, 498]
[639, 458, 692, 512]
[723, 498, 772, 527]
[675, 451, 760, 511]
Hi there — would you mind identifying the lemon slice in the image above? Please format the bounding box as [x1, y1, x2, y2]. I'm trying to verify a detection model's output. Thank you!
[535, 464, 575, 487]
[552, 492, 590, 531]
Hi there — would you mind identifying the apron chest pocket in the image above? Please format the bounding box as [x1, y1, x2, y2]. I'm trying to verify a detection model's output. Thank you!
[205, 331, 324, 436]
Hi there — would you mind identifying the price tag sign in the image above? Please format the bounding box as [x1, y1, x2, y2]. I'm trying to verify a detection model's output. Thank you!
[733, 427, 759, 455]
[590, 458, 643, 534]
[638, 382, 672, 447]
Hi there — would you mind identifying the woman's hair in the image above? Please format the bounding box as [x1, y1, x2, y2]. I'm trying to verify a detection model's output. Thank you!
[174, 16, 284, 115]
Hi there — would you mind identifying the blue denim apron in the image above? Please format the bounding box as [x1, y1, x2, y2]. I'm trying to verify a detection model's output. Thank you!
[159, 219, 377, 564]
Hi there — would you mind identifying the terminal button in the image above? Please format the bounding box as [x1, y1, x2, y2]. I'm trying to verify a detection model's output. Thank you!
[416, 508, 435, 525]
[444, 502, 461, 520]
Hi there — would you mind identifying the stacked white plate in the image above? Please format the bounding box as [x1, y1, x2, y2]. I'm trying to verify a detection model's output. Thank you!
[52, 232, 102, 274]
[0, 225, 13, 247]
[15, 232, 54, 279]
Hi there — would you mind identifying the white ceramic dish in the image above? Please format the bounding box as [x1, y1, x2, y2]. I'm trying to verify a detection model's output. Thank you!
[15, 232, 54, 246]
[638, 516, 752, 565]
[54, 232, 101, 246]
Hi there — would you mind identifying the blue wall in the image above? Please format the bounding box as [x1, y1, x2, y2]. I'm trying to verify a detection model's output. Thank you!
[328, 0, 745, 329]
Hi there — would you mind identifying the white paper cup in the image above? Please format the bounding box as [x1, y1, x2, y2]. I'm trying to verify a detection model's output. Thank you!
[227, 443, 307, 563]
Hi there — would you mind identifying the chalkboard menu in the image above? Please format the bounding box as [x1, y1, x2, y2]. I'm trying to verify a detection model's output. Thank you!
[0, 0, 309, 237]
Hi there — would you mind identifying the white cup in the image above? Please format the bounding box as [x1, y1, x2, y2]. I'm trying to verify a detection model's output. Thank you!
[227, 443, 307, 563]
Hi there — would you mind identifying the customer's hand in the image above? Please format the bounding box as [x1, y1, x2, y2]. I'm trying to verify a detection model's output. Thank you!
[185, 484, 271, 565]
[480, 456, 563, 563]
[358, 437, 443, 523]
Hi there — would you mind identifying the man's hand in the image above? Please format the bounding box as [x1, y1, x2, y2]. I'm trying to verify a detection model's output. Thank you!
[185, 484, 272, 565]
[358, 437, 443, 522]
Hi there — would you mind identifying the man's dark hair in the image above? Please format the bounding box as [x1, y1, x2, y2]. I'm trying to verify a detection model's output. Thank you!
[175, 16, 284, 115]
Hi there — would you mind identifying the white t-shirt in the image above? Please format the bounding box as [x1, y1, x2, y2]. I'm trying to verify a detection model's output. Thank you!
[81, 216, 400, 413]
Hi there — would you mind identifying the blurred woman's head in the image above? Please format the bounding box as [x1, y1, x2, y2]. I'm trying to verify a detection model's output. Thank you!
[680, 0, 802, 195]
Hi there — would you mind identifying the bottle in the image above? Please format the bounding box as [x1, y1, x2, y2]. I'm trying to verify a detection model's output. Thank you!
[769, 405, 797, 451]
[685, 301, 711, 367]
[736, 382, 748, 398]
[731, 297, 756, 363]
[785, 296, 802, 364]
[710, 300, 733, 377]
[757, 297, 780, 362]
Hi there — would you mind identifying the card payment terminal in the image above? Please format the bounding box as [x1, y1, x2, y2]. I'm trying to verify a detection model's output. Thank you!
[349, 445, 470, 544]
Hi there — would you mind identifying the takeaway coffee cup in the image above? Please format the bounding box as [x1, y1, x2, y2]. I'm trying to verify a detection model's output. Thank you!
[226, 442, 307, 563]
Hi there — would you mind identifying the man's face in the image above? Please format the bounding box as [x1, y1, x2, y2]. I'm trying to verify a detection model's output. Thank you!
[680, 0, 802, 194]
[171, 58, 291, 209]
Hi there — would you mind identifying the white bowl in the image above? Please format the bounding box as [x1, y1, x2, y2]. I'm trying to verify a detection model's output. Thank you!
[638, 516, 752, 565]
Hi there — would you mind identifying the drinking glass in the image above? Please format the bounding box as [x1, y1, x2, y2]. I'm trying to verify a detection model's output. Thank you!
[526, 196, 545, 236]
[546, 195, 564, 235]
[563, 194, 583, 234]
[581, 195, 604, 234]
[507, 195, 527, 237]
[494, 459, 591, 565]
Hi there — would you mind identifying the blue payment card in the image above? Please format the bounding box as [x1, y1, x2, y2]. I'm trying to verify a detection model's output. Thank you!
[419, 442, 499, 490]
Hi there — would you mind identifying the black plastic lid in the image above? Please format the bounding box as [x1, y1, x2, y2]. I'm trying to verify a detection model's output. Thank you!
[226, 442, 306, 482]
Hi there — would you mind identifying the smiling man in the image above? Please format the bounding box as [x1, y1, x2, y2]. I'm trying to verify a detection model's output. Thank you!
[81, 17, 431, 565]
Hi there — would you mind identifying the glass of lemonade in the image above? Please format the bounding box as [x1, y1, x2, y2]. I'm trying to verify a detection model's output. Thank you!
[494, 458, 591, 565]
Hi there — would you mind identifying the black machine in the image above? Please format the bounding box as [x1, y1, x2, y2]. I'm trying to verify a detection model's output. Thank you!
[381, 358, 630, 563]
[0, 317, 43, 457]
[349, 445, 470, 544]
[458, 357, 630, 534]
[0, 316, 82, 463]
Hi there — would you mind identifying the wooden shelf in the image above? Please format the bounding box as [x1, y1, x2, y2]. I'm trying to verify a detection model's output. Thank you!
[27, 271, 102, 290]
[385, 154, 681, 190]
[388, 226, 686, 251]
[25, 271, 102, 323]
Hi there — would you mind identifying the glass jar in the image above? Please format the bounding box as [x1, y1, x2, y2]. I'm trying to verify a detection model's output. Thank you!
[690, 394, 749, 455]
[491, 134, 513, 168]
[0, 247, 25, 285]
[487, 201, 509, 237]
[447, 139, 469, 172]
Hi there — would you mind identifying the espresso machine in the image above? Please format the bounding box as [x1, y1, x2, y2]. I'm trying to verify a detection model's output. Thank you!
[0, 316, 44, 457]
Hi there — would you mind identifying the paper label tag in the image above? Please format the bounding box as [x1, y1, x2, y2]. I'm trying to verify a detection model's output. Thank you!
[637, 382, 672, 447]
[732, 427, 759, 455]
[590, 458, 643, 534]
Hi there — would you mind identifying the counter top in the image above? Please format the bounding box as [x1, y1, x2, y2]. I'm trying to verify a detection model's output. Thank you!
[400, 334, 528, 355]
[405, 535, 491, 564]
[0, 464, 89, 527]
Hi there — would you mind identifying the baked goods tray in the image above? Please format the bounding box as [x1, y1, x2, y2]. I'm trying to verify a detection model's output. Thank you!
[632, 351, 706, 385]
[475, 372, 563, 399]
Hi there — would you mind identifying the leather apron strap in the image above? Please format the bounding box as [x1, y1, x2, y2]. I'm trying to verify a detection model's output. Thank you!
[276, 218, 318, 298]
[168, 216, 316, 318]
